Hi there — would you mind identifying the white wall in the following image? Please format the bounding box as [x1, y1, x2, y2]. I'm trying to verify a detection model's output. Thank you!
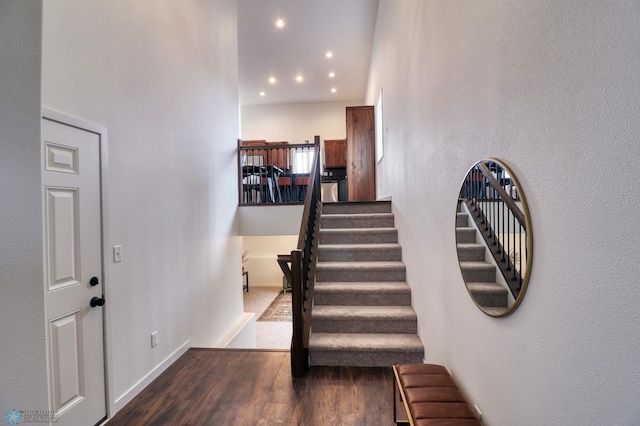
[367, 1, 640, 425]
[242, 235, 298, 288]
[239, 205, 303, 236]
[0, 0, 48, 411]
[42, 0, 242, 412]
[241, 100, 361, 143]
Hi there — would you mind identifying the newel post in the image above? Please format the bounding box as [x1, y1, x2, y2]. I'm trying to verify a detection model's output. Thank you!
[290, 249, 305, 378]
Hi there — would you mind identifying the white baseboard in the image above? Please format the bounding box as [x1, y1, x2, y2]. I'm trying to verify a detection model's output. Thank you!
[113, 339, 190, 413]
[215, 312, 256, 348]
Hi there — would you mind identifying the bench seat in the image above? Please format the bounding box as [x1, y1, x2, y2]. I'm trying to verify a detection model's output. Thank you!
[393, 364, 482, 425]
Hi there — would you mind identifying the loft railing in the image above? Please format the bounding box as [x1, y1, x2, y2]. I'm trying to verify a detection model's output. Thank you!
[238, 140, 317, 205]
[277, 136, 321, 378]
[461, 161, 527, 299]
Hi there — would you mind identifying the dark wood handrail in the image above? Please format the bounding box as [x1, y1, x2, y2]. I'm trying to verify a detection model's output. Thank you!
[296, 140, 320, 250]
[276, 136, 321, 377]
[478, 162, 526, 228]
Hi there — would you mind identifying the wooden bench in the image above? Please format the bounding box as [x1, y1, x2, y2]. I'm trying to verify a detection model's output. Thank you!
[393, 364, 482, 425]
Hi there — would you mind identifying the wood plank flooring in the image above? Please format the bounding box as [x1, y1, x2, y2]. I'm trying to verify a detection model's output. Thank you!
[107, 349, 401, 426]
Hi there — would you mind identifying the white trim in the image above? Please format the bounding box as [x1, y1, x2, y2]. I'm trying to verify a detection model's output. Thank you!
[215, 312, 256, 348]
[375, 87, 384, 164]
[113, 340, 191, 412]
[41, 107, 116, 419]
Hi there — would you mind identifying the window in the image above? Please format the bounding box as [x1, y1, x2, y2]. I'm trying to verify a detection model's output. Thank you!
[292, 148, 315, 174]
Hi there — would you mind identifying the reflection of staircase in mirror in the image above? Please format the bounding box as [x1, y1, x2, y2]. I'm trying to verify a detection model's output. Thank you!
[456, 203, 509, 316]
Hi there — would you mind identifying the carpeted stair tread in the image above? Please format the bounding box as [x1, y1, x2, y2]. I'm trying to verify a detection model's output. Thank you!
[466, 282, 509, 308]
[482, 306, 510, 316]
[318, 243, 402, 262]
[456, 227, 477, 243]
[308, 333, 424, 366]
[466, 281, 509, 292]
[313, 305, 417, 320]
[459, 261, 496, 282]
[314, 281, 411, 306]
[315, 281, 411, 292]
[312, 305, 417, 333]
[456, 243, 486, 261]
[322, 212, 394, 219]
[316, 261, 406, 282]
[322, 201, 392, 215]
[456, 212, 469, 227]
[319, 228, 398, 244]
[319, 243, 402, 250]
[321, 213, 395, 229]
[309, 333, 424, 352]
[317, 261, 406, 269]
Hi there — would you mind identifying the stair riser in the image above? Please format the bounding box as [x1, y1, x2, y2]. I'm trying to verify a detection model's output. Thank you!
[316, 267, 406, 282]
[318, 247, 402, 262]
[319, 230, 398, 244]
[314, 292, 411, 306]
[312, 319, 416, 334]
[456, 246, 485, 261]
[309, 351, 423, 367]
[321, 216, 394, 229]
[456, 213, 468, 227]
[322, 202, 391, 215]
[461, 267, 495, 282]
[456, 228, 476, 243]
[470, 291, 508, 308]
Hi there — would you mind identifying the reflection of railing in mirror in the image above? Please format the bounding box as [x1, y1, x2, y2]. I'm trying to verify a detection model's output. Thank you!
[460, 161, 528, 302]
[238, 139, 318, 205]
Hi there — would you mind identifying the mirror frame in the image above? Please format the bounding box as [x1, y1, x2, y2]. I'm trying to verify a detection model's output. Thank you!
[456, 158, 533, 317]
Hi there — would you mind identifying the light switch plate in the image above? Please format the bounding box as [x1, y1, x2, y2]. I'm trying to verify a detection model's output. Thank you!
[113, 245, 122, 263]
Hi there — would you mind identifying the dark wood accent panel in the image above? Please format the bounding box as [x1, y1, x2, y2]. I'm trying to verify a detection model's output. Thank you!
[324, 138, 347, 168]
[346, 106, 376, 201]
[107, 349, 395, 425]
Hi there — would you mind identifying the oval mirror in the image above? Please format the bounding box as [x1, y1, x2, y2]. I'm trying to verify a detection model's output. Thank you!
[456, 159, 533, 317]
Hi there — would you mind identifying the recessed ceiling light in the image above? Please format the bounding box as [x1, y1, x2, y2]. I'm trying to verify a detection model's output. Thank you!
[275, 18, 285, 28]
[328, 72, 335, 78]
[331, 88, 337, 93]
[269, 77, 276, 84]
[259, 91, 266, 97]
[325, 51, 333, 58]
[295, 75, 303, 83]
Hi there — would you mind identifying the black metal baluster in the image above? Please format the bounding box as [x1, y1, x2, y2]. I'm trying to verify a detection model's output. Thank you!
[506, 209, 512, 272]
[499, 200, 505, 260]
[487, 180, 495, 239]
[516, 222, 522, 283]
[512, 219, 518, 281]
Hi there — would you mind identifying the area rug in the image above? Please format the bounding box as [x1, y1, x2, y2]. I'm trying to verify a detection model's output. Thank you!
[257, 291, 292, 322]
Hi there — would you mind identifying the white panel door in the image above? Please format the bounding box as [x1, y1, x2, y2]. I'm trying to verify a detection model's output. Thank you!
[43, 118, 106, 426]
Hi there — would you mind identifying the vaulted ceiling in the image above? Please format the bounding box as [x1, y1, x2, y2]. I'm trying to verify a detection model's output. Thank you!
[238, 0, 379, 106]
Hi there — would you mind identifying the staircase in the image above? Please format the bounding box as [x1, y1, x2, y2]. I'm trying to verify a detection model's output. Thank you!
[456, 204, 509, 315]
[308, 201, 424, 367]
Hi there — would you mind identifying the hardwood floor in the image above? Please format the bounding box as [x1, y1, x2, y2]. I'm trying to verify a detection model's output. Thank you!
[107, 349, 400, 426]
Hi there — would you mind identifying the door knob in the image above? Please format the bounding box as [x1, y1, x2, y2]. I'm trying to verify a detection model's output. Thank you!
[90, 296, 105, 308]
[90, 276, 99, 286]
